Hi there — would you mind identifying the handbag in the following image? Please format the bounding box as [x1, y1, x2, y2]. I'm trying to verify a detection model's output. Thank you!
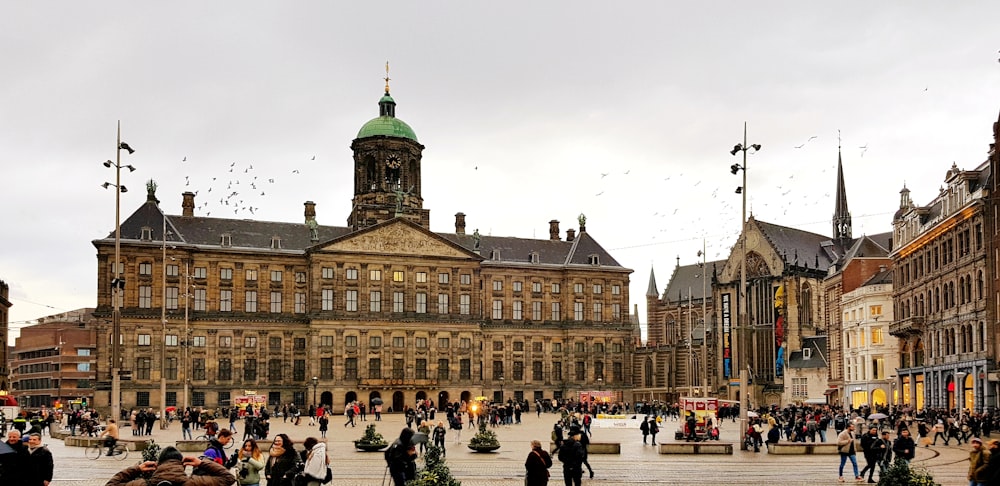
[323, 466, 333, 484]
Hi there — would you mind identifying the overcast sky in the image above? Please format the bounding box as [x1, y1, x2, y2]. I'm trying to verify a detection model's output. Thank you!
[3, 2, 1000, 339]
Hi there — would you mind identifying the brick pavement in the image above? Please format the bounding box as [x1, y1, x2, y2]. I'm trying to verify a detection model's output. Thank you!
[42, 412, 972, 485]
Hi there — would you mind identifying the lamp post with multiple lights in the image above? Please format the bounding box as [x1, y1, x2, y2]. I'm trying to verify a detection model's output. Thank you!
[729, 122, 760, 450]
[102, 121, 135, 422]
[311, 376, 319, 407]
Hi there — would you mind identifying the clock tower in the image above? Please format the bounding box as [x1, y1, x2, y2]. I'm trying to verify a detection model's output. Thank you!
[348, 72, 429, 231]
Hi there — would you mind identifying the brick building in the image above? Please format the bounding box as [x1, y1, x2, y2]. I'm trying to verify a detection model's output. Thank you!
[10, 309, 97, 409]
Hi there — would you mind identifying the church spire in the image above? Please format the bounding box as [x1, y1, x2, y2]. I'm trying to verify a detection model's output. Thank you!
[832, 142, 852, 242]
[646, 268, 659, 299]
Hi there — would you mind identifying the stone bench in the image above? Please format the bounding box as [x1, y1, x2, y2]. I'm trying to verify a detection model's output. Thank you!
[63, 436, 153, 451]
[549, 442, 620, 454]
[767, 443, 839, 455]
[175, 440, 319, 453]
[658, 442, 733, 454]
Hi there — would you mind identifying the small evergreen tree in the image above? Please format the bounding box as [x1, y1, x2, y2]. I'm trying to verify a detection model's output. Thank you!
[406, 445, 460, 486]
[141, 439, 162, 463]
[356, 424, 388, 446]
[468, 422, 500, 449]
[877, 458, 938, 486]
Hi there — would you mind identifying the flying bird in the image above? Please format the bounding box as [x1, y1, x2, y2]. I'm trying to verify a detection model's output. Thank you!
[807, 136, 818, 141]
[794, 144, 805, 149]
[600, 173, 608, 178]
[182, 156, 187, 162]
[311, 156, 316, 161]
[292, 169, 300, 174]
[624, 170, 631, 175]
[595, 191, 604, 196]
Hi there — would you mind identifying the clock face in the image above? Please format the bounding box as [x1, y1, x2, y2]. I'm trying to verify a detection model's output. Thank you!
[386, 155, 401, 169]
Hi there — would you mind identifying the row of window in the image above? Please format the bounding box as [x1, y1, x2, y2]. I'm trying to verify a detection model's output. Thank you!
[135, 286, 623, 321]
[844, 356, 887, 381]
[843, 327, 885, 348]
[896, 272, 985, 319]
[131, 332, 623, 354]
[131, 357, 625, 383]
[897, 223, 982, 287]
[490, 281, 622, 295]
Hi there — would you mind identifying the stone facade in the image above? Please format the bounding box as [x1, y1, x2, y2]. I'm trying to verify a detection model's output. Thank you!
[89, 87, 634, 414]
[889, 160, 993, 412]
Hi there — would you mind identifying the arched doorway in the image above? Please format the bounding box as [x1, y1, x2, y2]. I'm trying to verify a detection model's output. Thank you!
[320, 391, 333, 409]
[438, 391, 450, 410]
[392, 391, 404, 413]
[964, 374, 974, 411]
[415, 390, 427, 407]
[871, 388, 887, 407]
[345, 391, 358, 406]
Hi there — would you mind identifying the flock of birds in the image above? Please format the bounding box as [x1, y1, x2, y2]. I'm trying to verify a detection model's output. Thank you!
[594, 134, 875, 261]
[177, 155, 318, 218]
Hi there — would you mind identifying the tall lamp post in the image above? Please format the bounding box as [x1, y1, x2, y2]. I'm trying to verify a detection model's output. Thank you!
[729, 121, 760, 450]
[499, 375, 505, 403]
[102, 121, 135, 422]
[698, 241, 708, 397]
[311, 376, 319, 406]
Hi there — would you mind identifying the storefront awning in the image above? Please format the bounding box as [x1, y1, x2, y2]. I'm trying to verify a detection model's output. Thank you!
[823, 388, 838, 396]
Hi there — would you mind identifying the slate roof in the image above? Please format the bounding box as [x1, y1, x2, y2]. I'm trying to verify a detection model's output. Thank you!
[862, 267, 893, 286]
[787, 335, 828, 369]
[755, 219, 836, 272]
[96, 196, 628, 271]
[661, 260, 725, 304]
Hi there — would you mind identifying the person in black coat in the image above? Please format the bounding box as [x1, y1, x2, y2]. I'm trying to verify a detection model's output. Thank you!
[557, 426, 586, 486]
[0, 430, 28, 485]
[892, 428, 916, 463]
[386, 428, 417, 486]
[264, 434, 298, 486]
[25, 433, 54, 486]
[525, 439, 553, 486]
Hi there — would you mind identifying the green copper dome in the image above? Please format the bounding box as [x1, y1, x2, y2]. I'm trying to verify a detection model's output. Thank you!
[356, 93, 418, 141]
[357, 116, 418, 141]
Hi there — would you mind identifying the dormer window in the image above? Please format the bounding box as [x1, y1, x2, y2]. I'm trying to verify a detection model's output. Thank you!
[140, 226, 152, 241]
[220, 233, 232, 247]
[271, 236, 282, 249]
[491, 249, 500, 261]
[588, 254, 600, 266]
[530, 252, 539, 264]
[803, 347, 812, 360]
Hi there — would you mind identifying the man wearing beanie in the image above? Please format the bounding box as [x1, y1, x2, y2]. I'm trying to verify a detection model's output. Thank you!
[105, 446, 236, 486]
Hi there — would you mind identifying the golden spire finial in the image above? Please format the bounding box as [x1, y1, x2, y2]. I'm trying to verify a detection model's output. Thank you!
[384, 61, 391, 94]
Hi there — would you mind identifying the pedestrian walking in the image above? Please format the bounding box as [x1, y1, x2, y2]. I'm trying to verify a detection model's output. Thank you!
[837, 423, 861, 482]
[969, 437, 990, 486]
[318, 414, 329, 439]
[640, 415, 650, 444]
[557, 425, 585, 486]
[649, 416, 660, 445]
[859, 425, 879, 483]
[433, 421, 446, 456]
[525, 439, 553, 486]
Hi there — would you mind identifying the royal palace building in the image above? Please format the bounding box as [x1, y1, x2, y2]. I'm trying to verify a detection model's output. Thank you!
[90, 85, 635, 414]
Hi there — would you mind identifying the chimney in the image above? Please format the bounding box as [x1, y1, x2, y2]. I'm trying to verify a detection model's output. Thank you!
[566, 229, 576, 241]
[181, 191, 195, 218]
[304, 201, 317, 221]
[549, 220, 560, 240]
[455, 212, 466, 235]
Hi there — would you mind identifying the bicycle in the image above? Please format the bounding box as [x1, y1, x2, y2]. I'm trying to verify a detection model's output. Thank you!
[86, 442, 129, 460]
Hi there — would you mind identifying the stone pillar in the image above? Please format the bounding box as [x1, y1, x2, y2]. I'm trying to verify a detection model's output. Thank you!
[956, 371, 966, 412]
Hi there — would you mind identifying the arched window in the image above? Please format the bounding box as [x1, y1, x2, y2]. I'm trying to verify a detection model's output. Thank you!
[801, 283, 812, 325]
[978, 271, 985, 300]
[914, 339, 924, 367]
[959, 276, 965, 304]
[644, 358, 653, 387]
[900, 340, 911, 368]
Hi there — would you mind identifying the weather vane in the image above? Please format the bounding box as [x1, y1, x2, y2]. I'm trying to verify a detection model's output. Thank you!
[384, 61, 391, 94]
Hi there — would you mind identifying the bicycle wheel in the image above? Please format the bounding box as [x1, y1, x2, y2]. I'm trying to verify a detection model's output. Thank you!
[195, 434, 208, 441]
[85, 444, 103, 460]
[114, 444, 129, 461]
